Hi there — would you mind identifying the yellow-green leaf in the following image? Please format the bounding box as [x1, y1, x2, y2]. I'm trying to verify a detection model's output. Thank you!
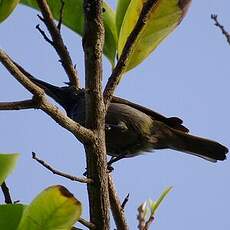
[118, 0, 192, 72]
[0, 0, 20, 22]
[116, 0, 132, 36]
[150, 186, 172, 215]
[0, 153, 19, 185]
[17, 185, 82, 230]
[20, 0, 117, 66]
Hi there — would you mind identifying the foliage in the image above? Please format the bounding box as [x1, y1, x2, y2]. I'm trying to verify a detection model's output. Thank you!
[138, 187, 172, 228]
[0, 0, 193, 229]
[0, 0, 20, 22]
[0, 175, 82, 230]
[1, 0, 190, 71]
[0, 153, 19, 185]
[18, 185, 82, 230]
[117, 0, 189, 71]
[20, 0, 118, 66]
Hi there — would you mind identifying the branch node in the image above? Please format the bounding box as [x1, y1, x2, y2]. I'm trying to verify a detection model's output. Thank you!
[36, 0, 80, 88]
[103, 0, 158, 109]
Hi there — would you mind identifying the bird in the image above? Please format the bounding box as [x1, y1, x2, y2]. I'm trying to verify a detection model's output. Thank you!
[18, 65, 228, 164]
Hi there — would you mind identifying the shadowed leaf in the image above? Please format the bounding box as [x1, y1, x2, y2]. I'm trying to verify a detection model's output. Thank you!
[0, 204, 25, 230]
[0, 0, 20, 22]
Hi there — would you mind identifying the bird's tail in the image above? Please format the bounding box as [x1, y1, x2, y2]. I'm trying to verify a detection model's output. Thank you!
[168, 129, 228, 162]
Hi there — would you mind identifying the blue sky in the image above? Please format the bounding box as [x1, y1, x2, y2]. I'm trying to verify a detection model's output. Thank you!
[0, 1, 230, 229]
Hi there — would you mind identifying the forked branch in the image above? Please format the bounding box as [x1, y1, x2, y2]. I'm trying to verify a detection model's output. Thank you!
[103, 0, 158, 109]
[0, 49, 94, 143]
[36, 0, 80, 87]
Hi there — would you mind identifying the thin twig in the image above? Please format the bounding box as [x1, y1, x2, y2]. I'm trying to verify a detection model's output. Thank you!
[57, 0, 65, 31]
[79, 217, 96, 229]
[1, 181, 13, 204]
[121, 193, 130, 210]
[211, 14, 230, 45]
[0, 99, 37, 110]
[36, 24, 53, 45]
[36, 0, 80, 87]
[0, 50, 94, 143]
[103, 0, 158, 109]
[32, 152, 93, 184]
[108, 175, 129, 230]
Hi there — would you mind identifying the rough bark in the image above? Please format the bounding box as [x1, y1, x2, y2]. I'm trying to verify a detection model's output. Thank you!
[83, 0, 110, 229]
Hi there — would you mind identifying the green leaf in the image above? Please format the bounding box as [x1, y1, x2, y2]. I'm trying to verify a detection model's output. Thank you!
[0, 0, 20, 22]
[103, 3, 118, 67]
[150, 186, 172, 215]
[17, 185, 82, 230]
[0, 204, 25, 230]
[115, 0, 132, 36]
[118, 0, 192, 72]
[20, 0, 117, 66]
[0, 153, 19, 185]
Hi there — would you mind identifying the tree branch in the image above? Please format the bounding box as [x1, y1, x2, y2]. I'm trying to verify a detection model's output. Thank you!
[103, 0, 158, 109]
[32, 152, 93, 184]
[0, 99, 37, 110]
[79, 217, 96, 229]
[83, 0, 109, 229]
[108, 175, 129, 230]
[1, 181, 13, 204]
[32, 152, 96, 229]
[0, 49, 94, 143]
[36, 0, 80, 87]
[211, 14, 230, 45]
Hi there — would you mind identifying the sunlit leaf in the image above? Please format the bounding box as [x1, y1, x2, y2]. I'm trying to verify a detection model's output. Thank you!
[116, 0, 131, 36]
[20, 0, 117, 66]
[17, 185, 82, 230]
[118, 0, 192, 72]
[0, 204, 25, 230]
[0, 0, 20, 22]
[0, 153, 19, 185]
[150, 186, 172, 215]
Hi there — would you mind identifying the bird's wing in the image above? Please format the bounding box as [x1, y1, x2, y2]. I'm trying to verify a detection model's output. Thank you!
[111, 96, 189, 133]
